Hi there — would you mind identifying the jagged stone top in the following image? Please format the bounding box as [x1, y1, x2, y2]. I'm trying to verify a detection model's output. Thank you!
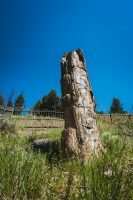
[61, 48, 86, 65]
[61, 48, 92, 92]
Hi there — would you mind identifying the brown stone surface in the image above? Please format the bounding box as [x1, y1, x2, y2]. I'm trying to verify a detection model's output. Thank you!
[61, 49, 103, 158]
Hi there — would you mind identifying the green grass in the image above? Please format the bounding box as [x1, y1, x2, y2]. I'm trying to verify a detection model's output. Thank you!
[30, 128, 63, 141]
[0, 120, 133, 200]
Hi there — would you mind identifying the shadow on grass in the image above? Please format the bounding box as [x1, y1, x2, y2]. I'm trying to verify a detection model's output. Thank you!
[29, 138, 60, 164]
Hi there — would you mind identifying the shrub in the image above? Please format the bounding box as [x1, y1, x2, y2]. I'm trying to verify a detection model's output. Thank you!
[0, 120, 16, 135]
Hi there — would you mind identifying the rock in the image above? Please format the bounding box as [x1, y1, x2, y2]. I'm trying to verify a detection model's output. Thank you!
[32, 138, 54, 153]
[60, 49, 103, 158]
[104, 168, 113, 178]
[33, 138, 53, 145]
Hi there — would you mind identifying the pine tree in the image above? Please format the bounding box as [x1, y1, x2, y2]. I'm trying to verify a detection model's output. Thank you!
[33, 100, 42, 116]
[14, 93, 25, 115]
[33, 100, 42, 110]
[0, 95, 4, 106]
[7, 90, 14, 107]
[110, 98, 126, 114]
[41, 90, 61, 110]
[7, 99, 13, 107]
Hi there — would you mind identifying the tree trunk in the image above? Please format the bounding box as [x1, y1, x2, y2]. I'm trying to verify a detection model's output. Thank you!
[61, 49, 103, 159]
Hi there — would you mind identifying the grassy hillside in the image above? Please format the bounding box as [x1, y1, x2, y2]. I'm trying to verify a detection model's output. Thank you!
[0, 118, 133, 200]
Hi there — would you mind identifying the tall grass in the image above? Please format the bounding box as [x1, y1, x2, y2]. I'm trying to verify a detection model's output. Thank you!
[0, 120, 133, 199]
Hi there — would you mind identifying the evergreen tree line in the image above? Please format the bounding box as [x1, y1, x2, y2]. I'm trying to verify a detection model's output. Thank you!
[33, 90, 62, 111]
[0, 92, 25, 109]
[0, 91, 25, 115]
[96, 98, 127, 114]
[0, 90, 62, 113]
[0, 90, 129, 114]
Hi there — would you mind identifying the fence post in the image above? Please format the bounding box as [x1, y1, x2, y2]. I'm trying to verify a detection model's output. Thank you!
[12, 107, 14, 115]
[110, 113, 112, 123]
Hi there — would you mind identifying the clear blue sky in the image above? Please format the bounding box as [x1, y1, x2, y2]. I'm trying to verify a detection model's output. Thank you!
[0, 0, 133, 112]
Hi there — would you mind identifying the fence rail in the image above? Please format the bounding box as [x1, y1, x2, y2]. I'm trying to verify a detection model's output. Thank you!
[0, 106, 64, 119]
[0, 106, 133, 119]
[0, 105, 133, 120]
[0, 106, 132, 130]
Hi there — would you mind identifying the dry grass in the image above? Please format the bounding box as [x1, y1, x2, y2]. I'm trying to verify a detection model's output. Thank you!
[0, 118, 133, 199]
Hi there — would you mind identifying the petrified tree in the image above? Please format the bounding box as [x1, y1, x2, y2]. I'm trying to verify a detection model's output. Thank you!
[61, 49, 103, 158]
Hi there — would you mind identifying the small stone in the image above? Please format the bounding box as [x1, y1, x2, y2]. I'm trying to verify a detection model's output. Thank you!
[32, 138, 54, 153]
[104, 169, 113, 178]
[33, 138, 53, 145]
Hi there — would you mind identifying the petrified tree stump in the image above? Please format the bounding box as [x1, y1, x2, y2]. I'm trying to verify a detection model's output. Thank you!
[61, 49, 103, 158]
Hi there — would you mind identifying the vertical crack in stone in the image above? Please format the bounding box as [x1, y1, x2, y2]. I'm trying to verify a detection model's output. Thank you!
[61, 49, 103, 159]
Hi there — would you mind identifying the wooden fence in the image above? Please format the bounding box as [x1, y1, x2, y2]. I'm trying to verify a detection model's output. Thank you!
[0, 106, 133, 130]
[96, 113, 133, 123]
[0, 105, 133, 119]
[0, 106, 64, 119]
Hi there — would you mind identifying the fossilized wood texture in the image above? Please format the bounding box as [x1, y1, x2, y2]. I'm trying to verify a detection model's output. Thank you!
[61, 49, 103, 158]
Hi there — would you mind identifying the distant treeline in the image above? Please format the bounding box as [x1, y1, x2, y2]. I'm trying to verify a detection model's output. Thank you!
[0, 90, 62, 114]
[33, 90, 62, 111]
[0, 90, 129, 114]
[96, 98, 127, 114]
